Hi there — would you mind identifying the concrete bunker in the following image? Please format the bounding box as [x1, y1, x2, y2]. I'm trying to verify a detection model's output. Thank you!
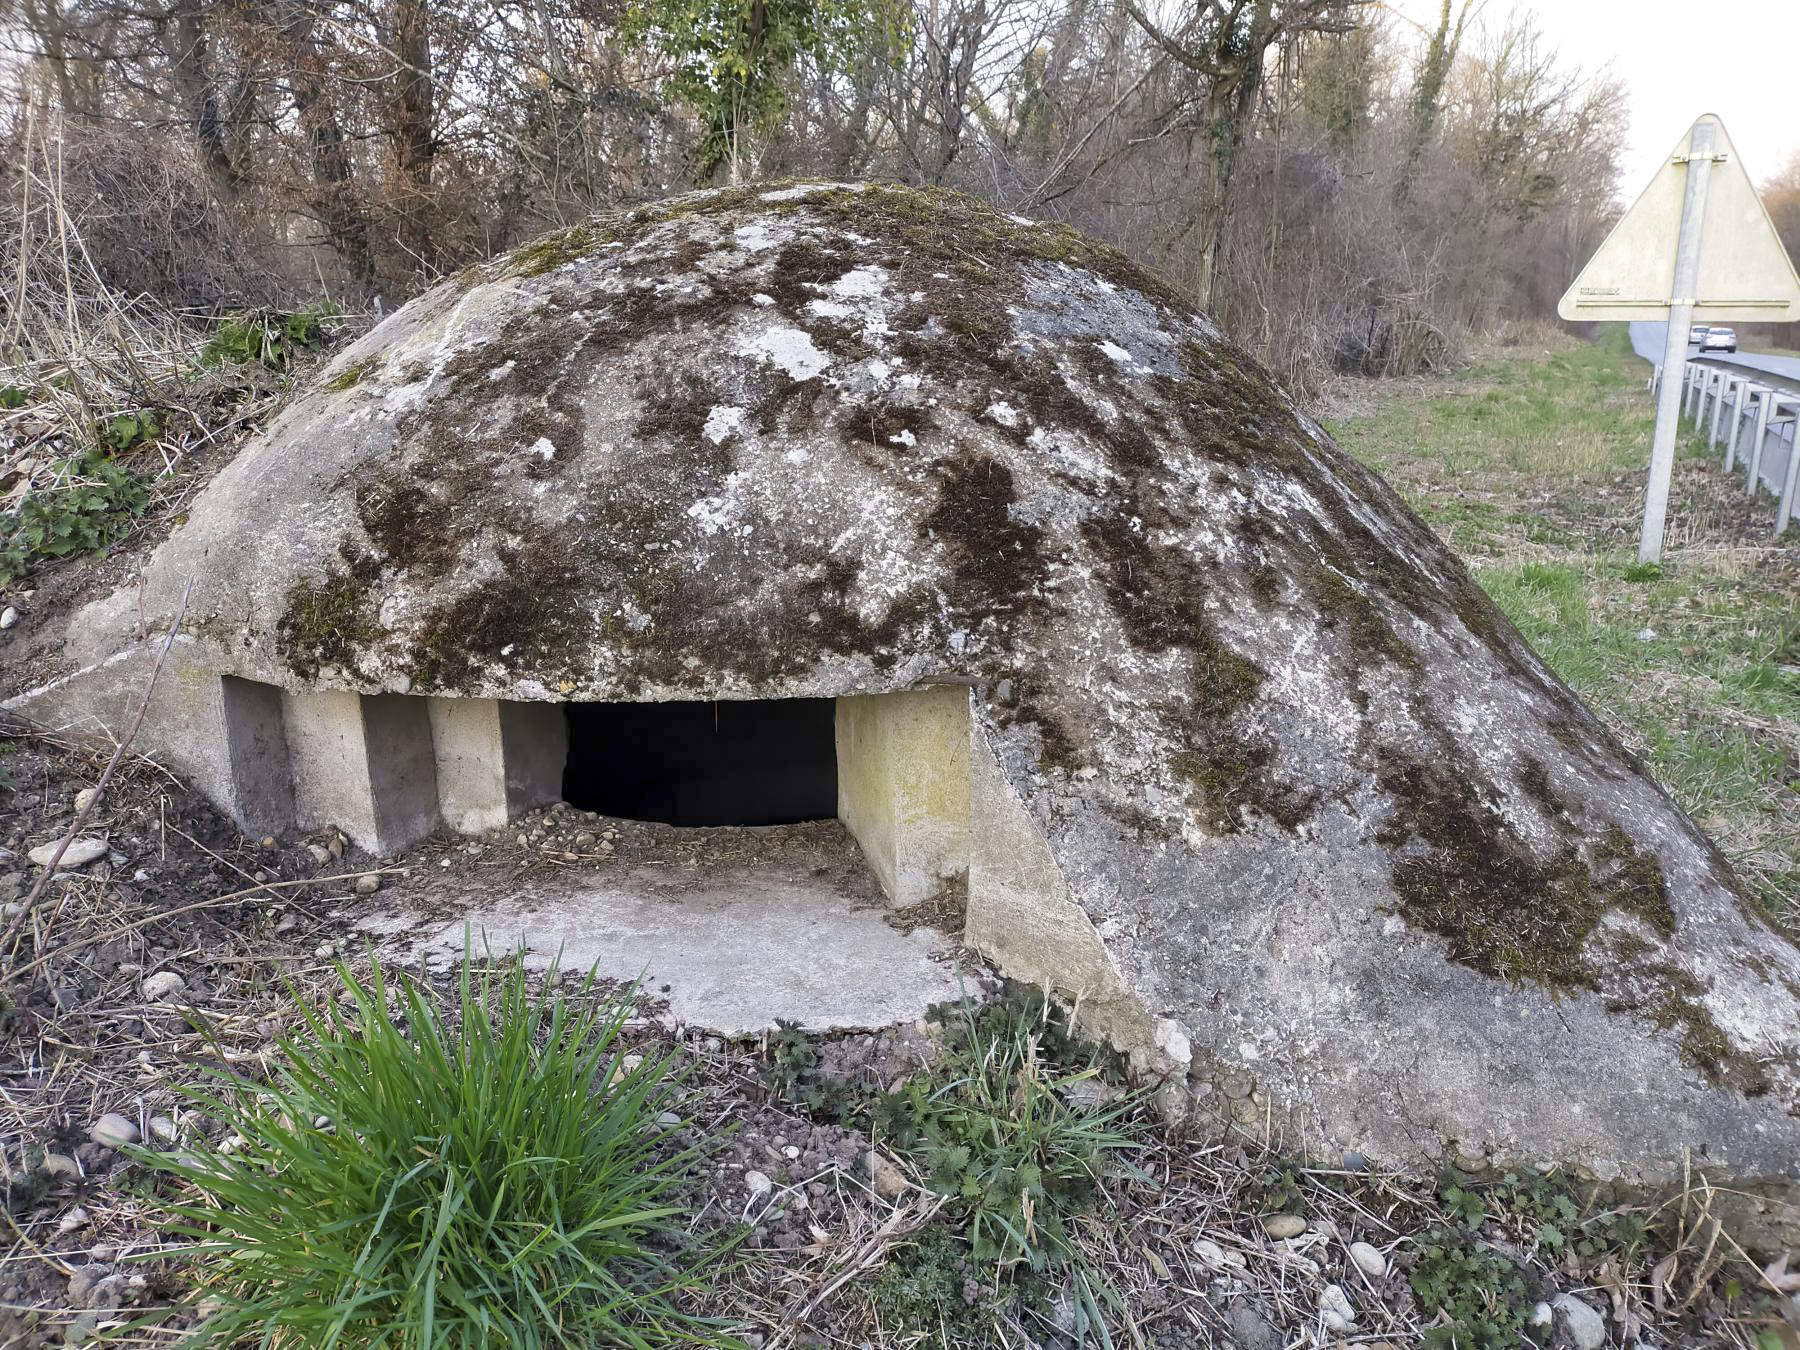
[9, 181, 1800, 1215]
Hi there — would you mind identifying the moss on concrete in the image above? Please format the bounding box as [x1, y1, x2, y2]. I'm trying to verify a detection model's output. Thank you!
[275, 570, 383, 680]
[325, 356, 380, 392]
[1378, 752, 1677, 991]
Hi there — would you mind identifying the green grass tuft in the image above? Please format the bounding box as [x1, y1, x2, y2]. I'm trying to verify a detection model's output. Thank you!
[142, 949, 734, 1348]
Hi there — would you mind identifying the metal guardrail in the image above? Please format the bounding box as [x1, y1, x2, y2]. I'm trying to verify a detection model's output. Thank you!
[1652, 357, 1800, 537]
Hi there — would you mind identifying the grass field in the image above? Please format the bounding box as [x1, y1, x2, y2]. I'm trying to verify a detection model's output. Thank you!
[1326, 326, 1800, 926]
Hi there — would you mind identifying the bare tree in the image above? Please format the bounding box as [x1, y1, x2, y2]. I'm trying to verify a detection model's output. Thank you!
[1113, 0, 1357, 309]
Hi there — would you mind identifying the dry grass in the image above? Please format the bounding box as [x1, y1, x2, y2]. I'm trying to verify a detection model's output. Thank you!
[0, 119, 334, 587]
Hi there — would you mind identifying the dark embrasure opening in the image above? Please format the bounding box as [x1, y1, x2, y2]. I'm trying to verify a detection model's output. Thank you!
[562, 698, 837, 827]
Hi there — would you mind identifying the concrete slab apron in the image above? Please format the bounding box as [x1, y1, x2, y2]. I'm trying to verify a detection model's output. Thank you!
[361, 863, 970, 1035]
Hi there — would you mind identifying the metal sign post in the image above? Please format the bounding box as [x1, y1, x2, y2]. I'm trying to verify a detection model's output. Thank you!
[1558, 113, 1800, 564]
[1640, 121, 1715, 565]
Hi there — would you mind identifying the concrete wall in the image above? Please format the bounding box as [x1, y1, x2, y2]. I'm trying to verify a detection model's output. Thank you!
[219, 675, 295, 835]
[5, 638, 241, 827]
[964, 722, 1164, 1070]
[283, 688, 440, 856]
[835, 685, 972, 906]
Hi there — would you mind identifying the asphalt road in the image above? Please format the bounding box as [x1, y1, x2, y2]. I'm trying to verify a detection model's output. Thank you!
[1629, 321, 1797, 504]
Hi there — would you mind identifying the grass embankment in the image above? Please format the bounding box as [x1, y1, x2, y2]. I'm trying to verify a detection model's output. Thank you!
[1327, 326, 1800, 926]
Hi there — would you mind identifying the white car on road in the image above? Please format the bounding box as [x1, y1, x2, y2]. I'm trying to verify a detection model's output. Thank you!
[1701, 326, 1738, 354]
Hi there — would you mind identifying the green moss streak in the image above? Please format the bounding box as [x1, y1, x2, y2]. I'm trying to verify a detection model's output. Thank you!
[325, 356, 379, 392]
[275, 571, 383, 680]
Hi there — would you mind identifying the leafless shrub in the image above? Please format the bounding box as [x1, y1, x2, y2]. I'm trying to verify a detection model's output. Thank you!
[0, 119, 292, 315]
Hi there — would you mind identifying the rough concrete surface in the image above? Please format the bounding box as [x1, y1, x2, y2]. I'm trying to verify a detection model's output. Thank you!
[15, 182, 1800, 1209]
[364, 865, 971, 1035]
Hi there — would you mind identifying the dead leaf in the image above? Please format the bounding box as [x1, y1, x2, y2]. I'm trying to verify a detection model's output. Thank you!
[1763, 1252, 1800, 1293]
[1649, 1250, 1679, 1319]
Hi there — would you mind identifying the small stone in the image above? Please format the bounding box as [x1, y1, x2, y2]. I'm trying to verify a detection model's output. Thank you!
[0, 605, 16, 629]
[657, 1112, 682, 1128]
[83, 1273, 127, 1312]
[58, 1206, 90, 1235]
[65, 1264, 112, 1309]
[1348, 1240, 1386, 1278]
[783, 1144, 800, 1160]
[1448, 1142, 1488, 1173]
[28, 837, 108, 869]
[354, 873, 381, 895]
[1318, 1283, 1356, 1332]
[142, 971, 186, 1002]
[574, 831, 597, 848]
[1260, 1214, 1306, 1240]
[326, 834, 344, 859]
[867, 1149, 909, 1198]
[41, 1152, 80, 1180]
[88, 1113, 139, 1148]
[307, 843, 331, 865]
[260, 836, 278, 850]
[73, 787, 101, 815]
[1551, 1293, 1605, 1350]
[744, 1169, 773, 1196]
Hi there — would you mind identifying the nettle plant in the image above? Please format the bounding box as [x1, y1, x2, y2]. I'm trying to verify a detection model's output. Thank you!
[200, 302, 338, 371]
[0, 446, 149, 585]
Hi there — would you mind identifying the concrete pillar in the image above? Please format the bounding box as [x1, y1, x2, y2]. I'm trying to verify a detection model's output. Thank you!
[964, 725, 1159, 1066]
[283, 689, 439, 855]
[834, 685, 971, 906]
[428, 697, 567, 833]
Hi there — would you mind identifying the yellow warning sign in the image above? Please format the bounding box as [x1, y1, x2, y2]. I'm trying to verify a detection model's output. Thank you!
[1557, 114, 1800, 322]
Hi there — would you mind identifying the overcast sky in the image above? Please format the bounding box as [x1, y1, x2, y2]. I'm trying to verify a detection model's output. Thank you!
[1385, 0, 1800, 198]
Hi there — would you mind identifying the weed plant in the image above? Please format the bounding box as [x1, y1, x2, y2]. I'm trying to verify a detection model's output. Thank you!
[201, 302, 337, 371]
[145, 951, 732, 1348]
[1, 448, 148, 583]
[784, 985, 1151, 1345]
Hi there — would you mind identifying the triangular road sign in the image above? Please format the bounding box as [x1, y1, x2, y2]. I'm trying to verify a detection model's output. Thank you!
[1557, 114, 1800, 322]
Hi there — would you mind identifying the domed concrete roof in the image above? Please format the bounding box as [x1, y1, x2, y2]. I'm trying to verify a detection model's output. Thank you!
[50, 184, 1800, 1216]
